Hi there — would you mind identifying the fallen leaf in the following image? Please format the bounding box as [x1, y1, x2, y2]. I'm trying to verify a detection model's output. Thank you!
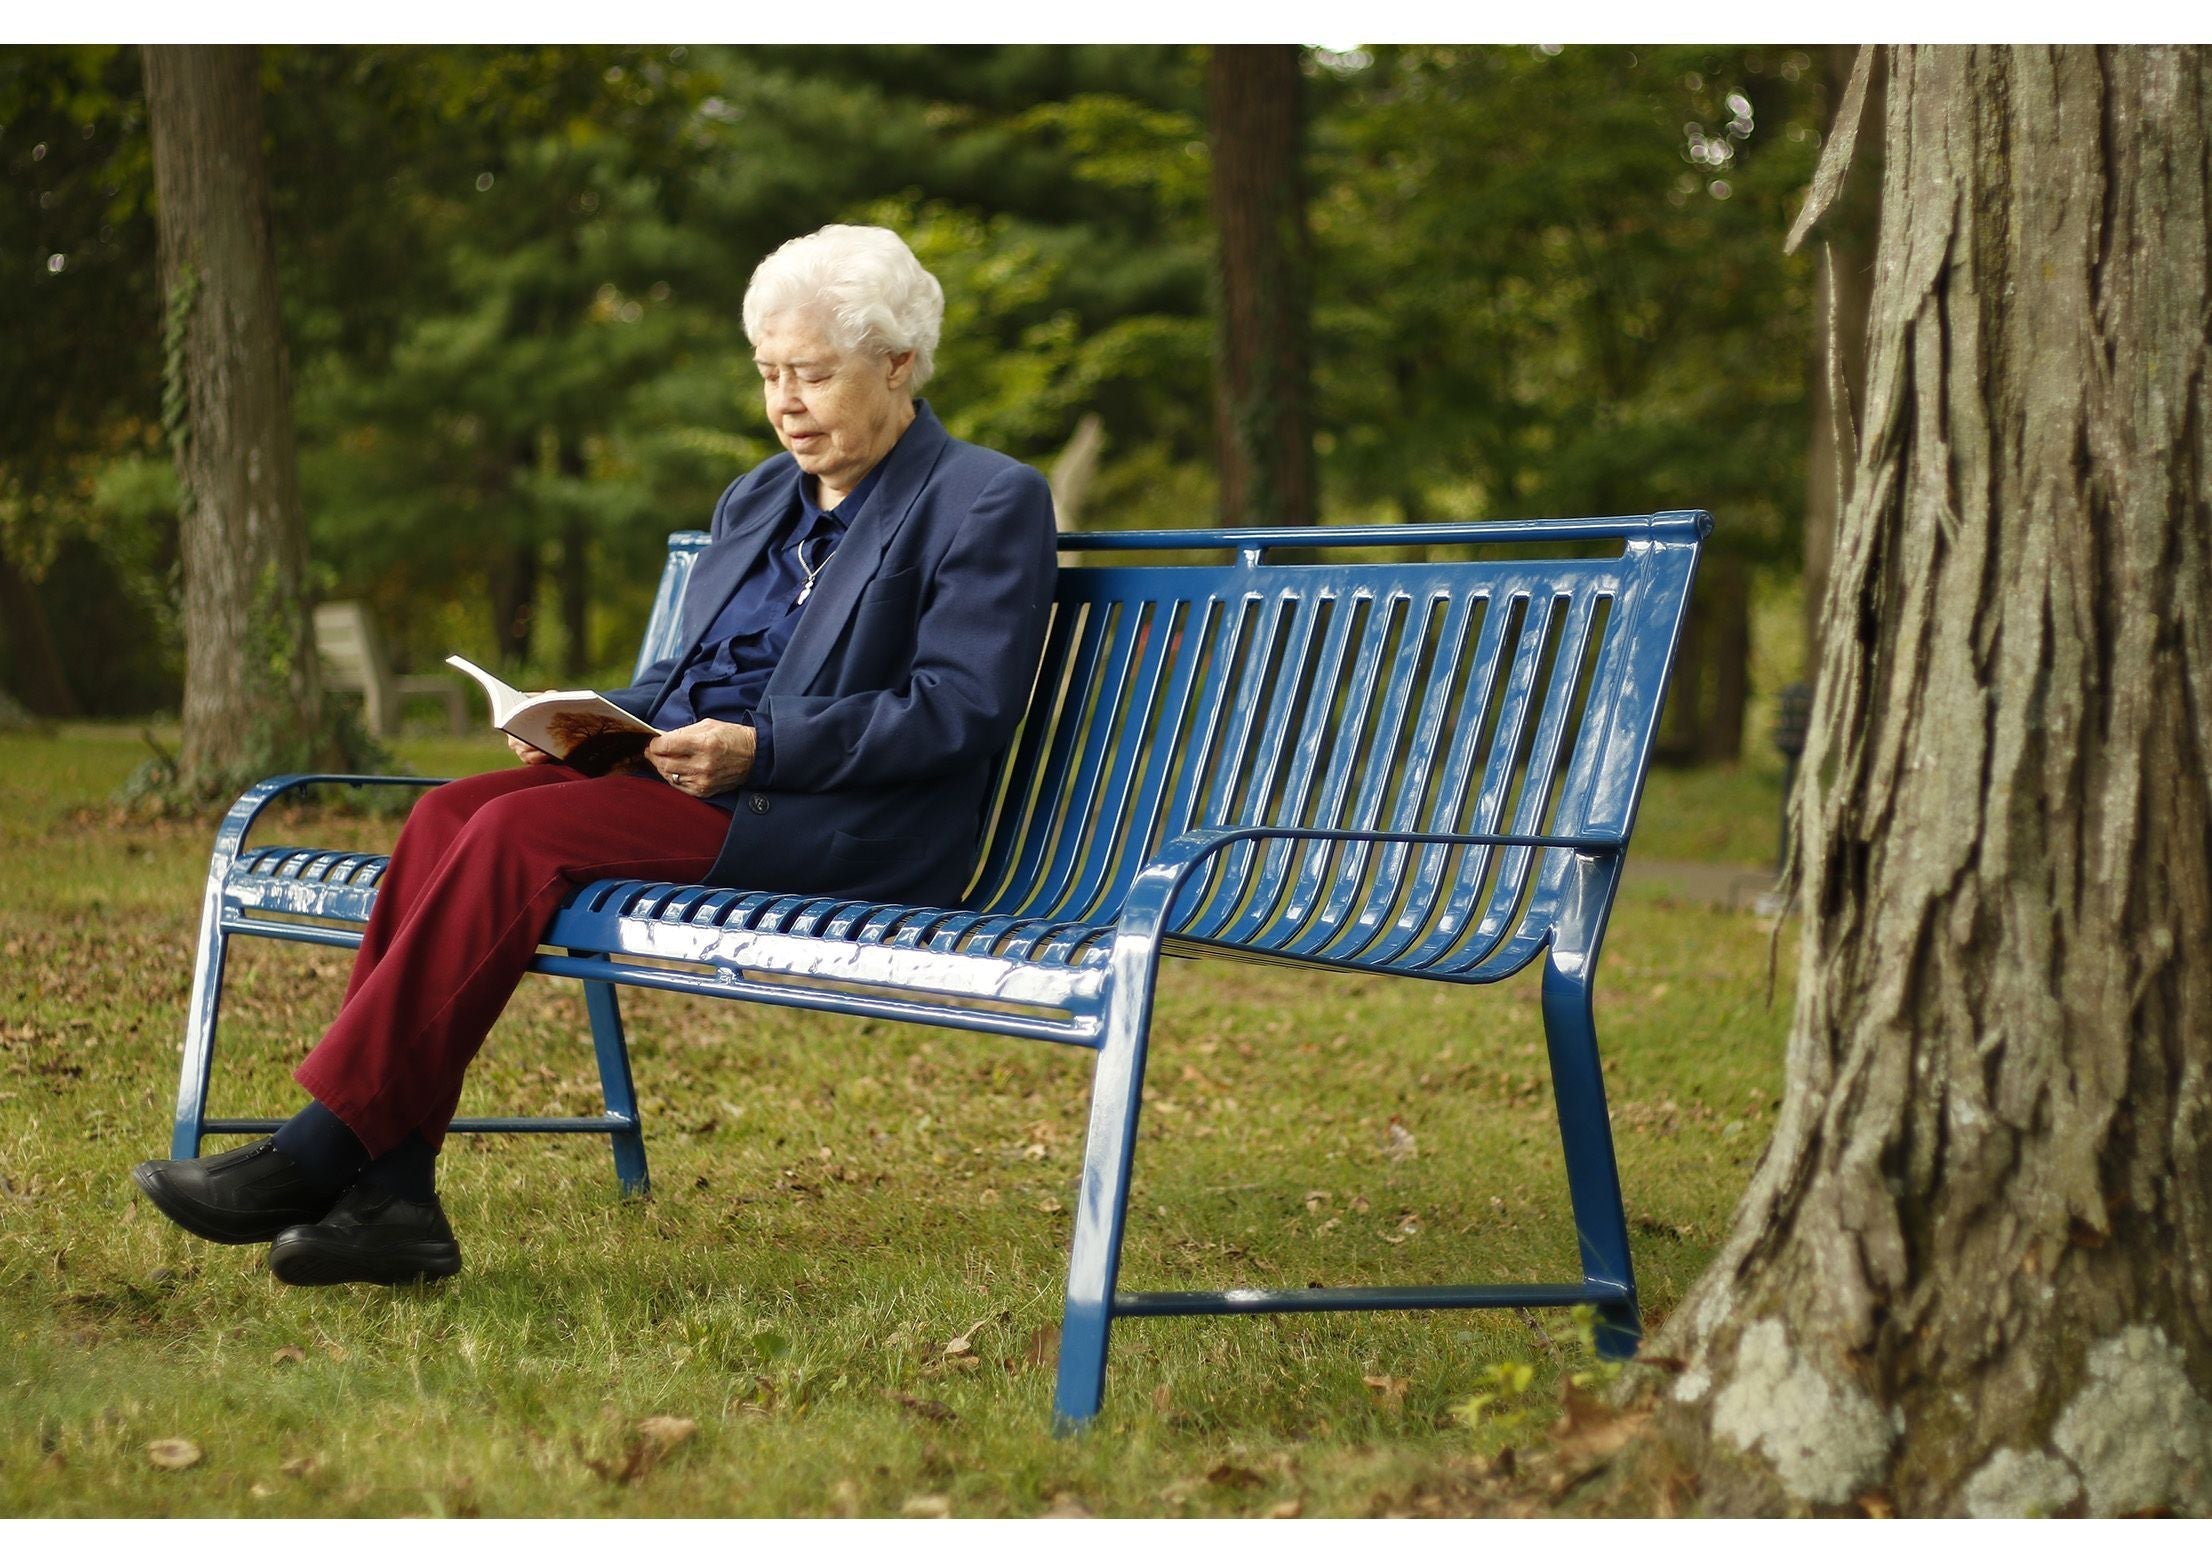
[1363, 1373, 1410, 1411]
[1384, 1116, 1417, 1161]
[271, 1345, 306, 1367]
[1020, 1323, 1061, 1370]
[1153, 1382, 1173, 1414]
[280, 1455, 319, 1479]
[1206, 1461, 1264, 1489]
[1264, 1498, 1304, 1519]
[249, 1481, 275, 1499]
[901, 1494, 953, 1518]
[886, 1390, 956, 1423]
[1034, 1196, 1063, 1213]
[942, 1315, 993, 1357]
[635, 1415, 697, 1452]
[146, 1438, 202, 1470]
[1042, 1490, 1093, 1518]
[830, 1478, 863, 1517]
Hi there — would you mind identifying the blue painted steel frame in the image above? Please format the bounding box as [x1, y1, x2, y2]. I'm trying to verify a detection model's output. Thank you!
[169, 510, 1709, 1433]
[170, 773, 655, 1195]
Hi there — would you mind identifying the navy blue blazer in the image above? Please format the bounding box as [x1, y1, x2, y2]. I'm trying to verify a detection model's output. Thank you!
[603, 401, 1058, 908]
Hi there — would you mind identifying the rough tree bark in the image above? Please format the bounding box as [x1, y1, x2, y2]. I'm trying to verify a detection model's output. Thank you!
[1800, 45, 1884, 681]
[144, 45, 339, 798]
[1648, 46, 2212, 1516]
[1206, 44, 1316, 529]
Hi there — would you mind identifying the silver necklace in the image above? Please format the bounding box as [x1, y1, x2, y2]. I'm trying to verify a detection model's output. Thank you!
[795, 534, 834, 606]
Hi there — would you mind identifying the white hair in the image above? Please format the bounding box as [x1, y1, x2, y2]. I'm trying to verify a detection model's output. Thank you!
[742, 225, 945, 390]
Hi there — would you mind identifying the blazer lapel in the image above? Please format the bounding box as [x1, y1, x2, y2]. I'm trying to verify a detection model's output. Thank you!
[771, 401, 952, 696]
[646, 471, 792, 713]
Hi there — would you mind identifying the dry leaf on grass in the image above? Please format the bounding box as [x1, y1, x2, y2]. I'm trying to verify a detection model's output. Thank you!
[1019, 1323, 1061, 1371]
[1542, 1387, 1650, 1496]
[270, 1345, 306, 1367]
[1206, 1461, 1264, 1489]
[1264, 1498, 1303, 1519]
[635, 1415, 697, 1452]
[279, 1455, 319, 1479]
[1363, 1373, 1410, 1411]
[145, 1438, 202, 1470]
[1383, 1116, 1417, 1161]
[901, 1494, 953, 1518]
[1152, 1382, 1173, 1414]
[1042, 1490, 1093, 1518]
[942, 1315, 993, 1357]
[885, 1389, 956, 1423]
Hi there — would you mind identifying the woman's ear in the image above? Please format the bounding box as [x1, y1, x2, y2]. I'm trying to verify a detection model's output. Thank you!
[885, 349, 917, 391]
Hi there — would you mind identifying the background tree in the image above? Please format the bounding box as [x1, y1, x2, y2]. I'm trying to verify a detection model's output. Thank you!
[1310, 45, 1825, 761]
[4, 44, 1832, 771]
[0, 46, 167, 717]
[1206, 43, 1315, 528]
[143, 44, 353, 799]
[1650, 44, 2212, 1515]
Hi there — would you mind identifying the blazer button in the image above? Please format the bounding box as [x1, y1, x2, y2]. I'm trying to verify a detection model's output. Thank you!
[748, 793, 770, 815]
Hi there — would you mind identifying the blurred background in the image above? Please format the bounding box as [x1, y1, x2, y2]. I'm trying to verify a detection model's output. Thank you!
[1, 43, 1856, 771]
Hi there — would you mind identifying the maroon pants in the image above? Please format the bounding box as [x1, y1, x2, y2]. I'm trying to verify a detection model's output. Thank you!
[293, 765, 731, 1157]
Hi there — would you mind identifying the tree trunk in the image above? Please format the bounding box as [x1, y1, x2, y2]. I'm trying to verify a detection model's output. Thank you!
[490, 536, 540, 669]
[1653, 560, 1749, 766]
[1651, 46, 2212, 1516]
[144, 44, 336, 798]
[1206, 44, 1315, 529]
[559, 518, 589, 678]
[1802, 45, 1884, 680]
[1699, 554, 1750, 765]
[0, 552, 81, 717]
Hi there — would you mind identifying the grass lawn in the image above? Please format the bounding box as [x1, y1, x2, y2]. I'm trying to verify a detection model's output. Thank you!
[0, 722, 1791, 1517]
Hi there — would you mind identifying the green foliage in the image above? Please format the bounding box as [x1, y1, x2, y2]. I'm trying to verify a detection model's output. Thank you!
[4, 43, 1835, 713]
[1310, 45, 1824, 558]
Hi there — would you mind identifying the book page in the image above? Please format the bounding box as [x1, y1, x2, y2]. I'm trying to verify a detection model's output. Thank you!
[445, 655, 663, 775]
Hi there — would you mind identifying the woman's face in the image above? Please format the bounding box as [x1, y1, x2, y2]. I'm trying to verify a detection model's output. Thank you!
[752, 308, 916, 502]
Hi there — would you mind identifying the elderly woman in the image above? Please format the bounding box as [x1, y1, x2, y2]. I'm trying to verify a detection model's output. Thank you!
[132, 226, 1059, 1284]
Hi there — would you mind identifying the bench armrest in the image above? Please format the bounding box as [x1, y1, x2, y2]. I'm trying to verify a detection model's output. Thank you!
[211, 773, 452, 862]
[1111, 825, 1623, 950]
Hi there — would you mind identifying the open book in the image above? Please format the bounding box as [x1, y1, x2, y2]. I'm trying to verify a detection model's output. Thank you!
[445, 655, 663, 777]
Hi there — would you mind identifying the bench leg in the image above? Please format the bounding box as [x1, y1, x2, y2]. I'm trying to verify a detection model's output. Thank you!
[1054, 969, 1162, 1432]
[171, 896, 233, 1161]
[1541, 954, 1640, 1359]
[583, 975, 650, 1198]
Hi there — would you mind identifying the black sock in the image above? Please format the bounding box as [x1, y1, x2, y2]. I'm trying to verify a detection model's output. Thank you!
[271, 1100, 368, 1200]
[356, 1131, 438, 1203]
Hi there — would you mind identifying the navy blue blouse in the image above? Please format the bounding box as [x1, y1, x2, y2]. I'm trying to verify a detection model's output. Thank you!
[654, 460, 884, 801]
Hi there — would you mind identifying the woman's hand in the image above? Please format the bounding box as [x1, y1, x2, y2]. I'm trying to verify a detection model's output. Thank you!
[646, 720, 757, 797]
[507, 734, 556, 765]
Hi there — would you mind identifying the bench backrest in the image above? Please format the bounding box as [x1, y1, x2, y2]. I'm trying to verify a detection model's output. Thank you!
[640, 515, 1708, 981]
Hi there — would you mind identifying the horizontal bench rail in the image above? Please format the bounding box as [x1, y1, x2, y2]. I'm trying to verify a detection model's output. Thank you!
[1114, 1280, 1633, 1318]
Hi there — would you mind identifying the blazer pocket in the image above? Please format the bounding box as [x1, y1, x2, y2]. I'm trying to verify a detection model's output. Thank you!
[858, 566, 920, 603]
[826, 829, 921, 867]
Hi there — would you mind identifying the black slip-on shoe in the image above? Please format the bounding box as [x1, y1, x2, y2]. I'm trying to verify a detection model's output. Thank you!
[131, 1139, 337, 1245]
[267, 1184, 461, 1287]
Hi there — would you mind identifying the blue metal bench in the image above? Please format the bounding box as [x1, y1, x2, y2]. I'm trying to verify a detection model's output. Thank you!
[169, 512, 1710, 1428]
